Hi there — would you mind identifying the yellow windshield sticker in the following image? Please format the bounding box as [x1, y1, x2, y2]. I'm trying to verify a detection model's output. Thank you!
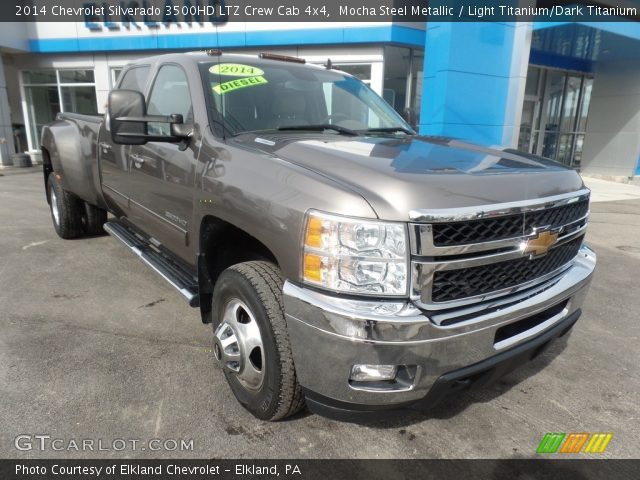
[209, 63, 264, 77]
[213, 75, 268, 95]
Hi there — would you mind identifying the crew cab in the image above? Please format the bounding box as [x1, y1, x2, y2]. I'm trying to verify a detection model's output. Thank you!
[41, 51, 596, 421]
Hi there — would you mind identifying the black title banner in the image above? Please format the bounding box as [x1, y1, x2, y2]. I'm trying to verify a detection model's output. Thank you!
[2, 459, 639, 480]
[7, 0, 640, 23]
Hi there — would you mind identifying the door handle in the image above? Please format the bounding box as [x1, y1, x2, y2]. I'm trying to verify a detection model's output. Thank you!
[130, 153, 146, 166]
[99, 142, 112, 152]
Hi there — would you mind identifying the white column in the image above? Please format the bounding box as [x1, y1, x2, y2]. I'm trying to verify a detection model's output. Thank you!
[94, 54, 111, 114]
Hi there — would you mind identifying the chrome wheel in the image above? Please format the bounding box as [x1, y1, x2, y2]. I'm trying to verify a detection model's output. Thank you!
[50, 189, 60, 225]
[214, 298, 265, 391]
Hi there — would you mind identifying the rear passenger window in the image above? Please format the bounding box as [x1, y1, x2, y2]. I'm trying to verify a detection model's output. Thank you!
[147, 65, 193, 136]
[118, 66, 150, 93]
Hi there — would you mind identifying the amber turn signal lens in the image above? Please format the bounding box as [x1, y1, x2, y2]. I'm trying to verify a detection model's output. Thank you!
[304, 216, 323, 248]
[303, 253, 322, 282]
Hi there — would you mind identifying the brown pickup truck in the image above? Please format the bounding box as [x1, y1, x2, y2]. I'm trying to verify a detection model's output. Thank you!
[40, 51, 596, 421]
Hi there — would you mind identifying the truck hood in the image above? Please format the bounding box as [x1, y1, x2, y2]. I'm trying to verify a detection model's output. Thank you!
[233, 133, 585, 221]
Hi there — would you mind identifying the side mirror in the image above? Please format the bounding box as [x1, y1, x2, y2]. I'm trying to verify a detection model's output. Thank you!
[109, 90, 147, 145]
[108, 89, 186, 145]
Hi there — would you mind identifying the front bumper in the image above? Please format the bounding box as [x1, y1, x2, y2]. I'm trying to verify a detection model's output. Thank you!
[283, 245, 596, 418]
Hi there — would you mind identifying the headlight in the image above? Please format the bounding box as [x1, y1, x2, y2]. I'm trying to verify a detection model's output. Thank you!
[302, 211, 408, 295]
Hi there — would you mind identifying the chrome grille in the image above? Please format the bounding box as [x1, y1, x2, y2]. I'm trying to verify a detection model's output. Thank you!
[410, 189, 590, 310]
[432, 214, 524, 246]
[524, 200, 589, 234]
[432, 199, 589, 246]
[431, 235, 583, 302]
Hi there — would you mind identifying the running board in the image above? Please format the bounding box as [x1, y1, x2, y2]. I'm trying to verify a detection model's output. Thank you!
[104, 221, 199, 308]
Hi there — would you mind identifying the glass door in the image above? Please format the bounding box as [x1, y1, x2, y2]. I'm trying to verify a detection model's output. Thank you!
[22, 69, 97, 151]
[518, 66, 594, 169]
[25, 86, 60, 151]
[539, 70, 565, 160]
[23, 70, 59, 151]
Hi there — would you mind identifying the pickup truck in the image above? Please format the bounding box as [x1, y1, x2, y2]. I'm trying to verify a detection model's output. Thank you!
[41, 51, 596, 421]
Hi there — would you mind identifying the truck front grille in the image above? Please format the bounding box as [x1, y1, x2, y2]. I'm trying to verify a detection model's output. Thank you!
[409, 190, 590, 310]
[431, 235, 583, 302]
[432, 199, 589, 246]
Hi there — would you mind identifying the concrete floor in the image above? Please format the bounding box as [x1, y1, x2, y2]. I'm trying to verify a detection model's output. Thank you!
[583, 176, 640, 203]
[0, 170, 638, 459]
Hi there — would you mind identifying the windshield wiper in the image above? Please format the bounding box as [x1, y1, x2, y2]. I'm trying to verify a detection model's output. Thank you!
[362, 127, 415, 135]
[277, 124, 358, 136]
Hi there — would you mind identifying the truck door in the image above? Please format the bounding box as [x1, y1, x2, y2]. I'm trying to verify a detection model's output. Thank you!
[99, 65, 151, 216]
[127, 64, 196, 263]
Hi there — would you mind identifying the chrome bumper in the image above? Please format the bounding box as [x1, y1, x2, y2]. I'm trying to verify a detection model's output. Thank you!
[283, 245, 596, 408]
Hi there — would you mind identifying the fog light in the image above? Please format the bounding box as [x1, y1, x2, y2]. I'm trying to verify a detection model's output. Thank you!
[350, 364, 398, 382]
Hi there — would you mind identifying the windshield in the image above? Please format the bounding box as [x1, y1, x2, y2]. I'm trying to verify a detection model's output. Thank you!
[200, 60, 413, 136]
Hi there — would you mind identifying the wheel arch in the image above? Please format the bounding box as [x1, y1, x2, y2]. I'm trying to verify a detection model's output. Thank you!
[197, 214, 280, 324]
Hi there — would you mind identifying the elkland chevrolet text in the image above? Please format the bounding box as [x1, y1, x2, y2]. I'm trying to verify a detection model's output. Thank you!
[40, 52, 596, 420]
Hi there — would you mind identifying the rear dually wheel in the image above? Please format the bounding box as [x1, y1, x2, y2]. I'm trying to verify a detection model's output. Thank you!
[47, 174, 83, 239]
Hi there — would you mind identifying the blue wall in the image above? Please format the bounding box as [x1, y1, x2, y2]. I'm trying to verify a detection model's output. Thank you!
[28, 25, 425, 53]
[419, 22, 527, 146]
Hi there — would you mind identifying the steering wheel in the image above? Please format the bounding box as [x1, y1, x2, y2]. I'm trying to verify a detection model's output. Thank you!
[321, 113, 350, 124]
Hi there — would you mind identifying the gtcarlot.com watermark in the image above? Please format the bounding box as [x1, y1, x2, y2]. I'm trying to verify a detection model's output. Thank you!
[15, 434, 194, 452]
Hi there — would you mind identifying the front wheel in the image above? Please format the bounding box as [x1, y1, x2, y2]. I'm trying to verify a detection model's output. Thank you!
[212, 261, 305, 421]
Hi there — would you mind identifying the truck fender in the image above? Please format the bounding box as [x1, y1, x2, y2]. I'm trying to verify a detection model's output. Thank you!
[41, 117, 107, 209]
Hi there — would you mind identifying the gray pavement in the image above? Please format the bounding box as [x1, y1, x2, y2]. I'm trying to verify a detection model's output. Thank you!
[0, 171, 638, 459]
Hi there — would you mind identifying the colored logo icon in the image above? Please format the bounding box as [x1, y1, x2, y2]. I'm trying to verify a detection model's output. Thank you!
[537, 433, 613, 454]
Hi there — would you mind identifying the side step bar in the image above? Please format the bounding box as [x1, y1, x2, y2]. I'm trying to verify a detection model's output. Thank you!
[104, 221, 199, 308]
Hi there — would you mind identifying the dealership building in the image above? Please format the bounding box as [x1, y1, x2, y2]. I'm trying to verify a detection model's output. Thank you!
[0, 17, 639, 182]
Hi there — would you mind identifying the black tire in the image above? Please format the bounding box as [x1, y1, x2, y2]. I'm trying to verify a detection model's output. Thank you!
[81, 202, 108, 236]
[212, 261, 305, 421]
[47, 174, 83, 239]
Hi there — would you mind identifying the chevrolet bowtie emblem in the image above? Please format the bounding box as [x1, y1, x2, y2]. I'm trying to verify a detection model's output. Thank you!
[524, 228, 559, 257]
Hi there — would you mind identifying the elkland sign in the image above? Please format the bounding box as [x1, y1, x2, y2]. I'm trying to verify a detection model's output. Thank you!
[81, 0, 228, 29]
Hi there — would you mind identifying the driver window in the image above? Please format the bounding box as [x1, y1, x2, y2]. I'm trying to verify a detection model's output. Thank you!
[147, 65, 193, 136]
